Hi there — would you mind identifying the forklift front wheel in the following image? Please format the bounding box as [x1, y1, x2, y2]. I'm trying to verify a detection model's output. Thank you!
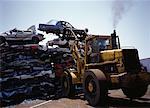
[61, 71, 75, 97]
[83, 69, 108, 106]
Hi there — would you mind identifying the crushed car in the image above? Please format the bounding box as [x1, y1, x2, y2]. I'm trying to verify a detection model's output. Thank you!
[38, 20, 88, 40]
[46, 38, 69, 48]
[0, 25, 44, 45]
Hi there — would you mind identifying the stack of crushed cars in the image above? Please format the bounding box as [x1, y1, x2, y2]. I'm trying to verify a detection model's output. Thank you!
[38, 20, 87, 97]
[0, 20, 85, 106]
[0, 26, 55, 106]
[46, 39, 75, 98]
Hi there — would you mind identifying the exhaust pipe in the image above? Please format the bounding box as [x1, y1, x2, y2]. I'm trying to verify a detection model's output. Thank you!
[111, 30, 120, 49]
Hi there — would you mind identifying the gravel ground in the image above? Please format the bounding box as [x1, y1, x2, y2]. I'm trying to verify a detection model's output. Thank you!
[11, 85, 150, 108]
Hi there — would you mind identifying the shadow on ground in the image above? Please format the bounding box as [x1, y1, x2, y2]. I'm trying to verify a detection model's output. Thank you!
[1, 93, 150, 107]
[106, 96, 150, 107]
[63, 93, 150, 107]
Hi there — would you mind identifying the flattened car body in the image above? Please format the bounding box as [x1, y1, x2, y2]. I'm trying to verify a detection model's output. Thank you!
[0, 25, 44, 44]
[38, 20, 88, 36]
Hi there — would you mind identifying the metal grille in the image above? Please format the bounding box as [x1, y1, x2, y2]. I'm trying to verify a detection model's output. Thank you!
[123, 49, 141, 73]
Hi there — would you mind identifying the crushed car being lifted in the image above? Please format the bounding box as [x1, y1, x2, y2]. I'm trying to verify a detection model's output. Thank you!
[38, 20, 88, 40]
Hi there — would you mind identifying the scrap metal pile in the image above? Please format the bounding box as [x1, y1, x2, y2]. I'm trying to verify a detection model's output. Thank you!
[0, 43, 56, 106]
[0, 20, 87, 106]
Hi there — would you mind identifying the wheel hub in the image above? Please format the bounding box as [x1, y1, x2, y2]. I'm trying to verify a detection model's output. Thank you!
[64, 80, 68, 89]
[88, 82, 94, 92]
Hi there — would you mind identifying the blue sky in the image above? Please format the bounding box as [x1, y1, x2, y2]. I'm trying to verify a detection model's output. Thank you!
[0, 0, 150, 59]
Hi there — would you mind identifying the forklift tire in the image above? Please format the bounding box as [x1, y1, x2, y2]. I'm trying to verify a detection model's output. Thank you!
[122, 85, 147, 98]
[83, 69, 108, 106]
[61, 71, 75, 97]
[121, 76, 148, 98]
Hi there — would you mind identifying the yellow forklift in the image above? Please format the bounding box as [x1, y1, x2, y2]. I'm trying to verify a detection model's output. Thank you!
[61, 30, 150, 106]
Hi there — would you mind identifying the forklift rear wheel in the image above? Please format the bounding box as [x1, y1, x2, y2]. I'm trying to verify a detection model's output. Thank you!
[83, 69, 108, 106]
[122, 83, 148, 98]
[122, 76, 148, 98]
[122, 85, 147, 98]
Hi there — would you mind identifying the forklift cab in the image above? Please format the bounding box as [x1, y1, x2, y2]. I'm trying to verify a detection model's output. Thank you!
[85, 35, 112, 63]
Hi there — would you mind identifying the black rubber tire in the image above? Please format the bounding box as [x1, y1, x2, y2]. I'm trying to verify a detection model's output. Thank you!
[122, 85, 147, 98]
[61, 71, 75, 97]
[32, 37, 39, 44]
[83, 69, 108, 106]
[0, 36, 6, 45]
[122, 76, 148, 98]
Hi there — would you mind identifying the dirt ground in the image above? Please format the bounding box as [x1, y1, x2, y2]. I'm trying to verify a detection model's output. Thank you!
[12, 85, 150, 108]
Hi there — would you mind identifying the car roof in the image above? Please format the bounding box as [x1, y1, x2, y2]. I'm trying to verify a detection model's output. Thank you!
[47, 20, 73, 27]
